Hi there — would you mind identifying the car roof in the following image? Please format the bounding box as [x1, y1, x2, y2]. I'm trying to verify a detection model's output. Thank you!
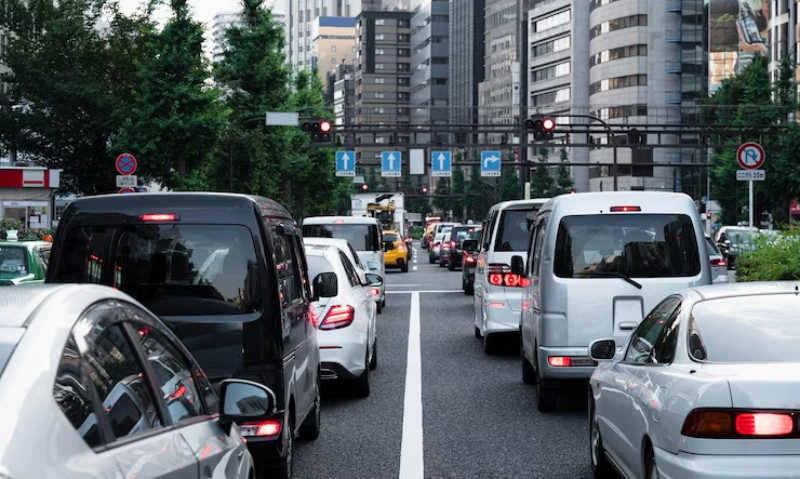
[686, 281, 800, 301]
[538, 191, 696, 216]
[0, 284, 74, 328]
[304, 244, 341, 260]
[491, 199, 550, 212]
[303, 237, 354, 249]
[303, 216, 379, 225]
[0, 241, 49, 249]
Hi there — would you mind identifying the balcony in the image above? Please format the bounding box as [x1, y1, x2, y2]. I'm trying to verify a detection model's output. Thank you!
[665, 61, 682, 74]
[665, 28, 682, 43]
[665, 91, 682, 104]
[666, 0, 681, 13]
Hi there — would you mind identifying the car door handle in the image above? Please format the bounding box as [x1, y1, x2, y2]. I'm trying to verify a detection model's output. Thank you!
[619, 322, 638, 331]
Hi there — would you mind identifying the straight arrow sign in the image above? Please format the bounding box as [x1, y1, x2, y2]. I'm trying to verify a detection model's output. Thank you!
[431, 151, 452, 177]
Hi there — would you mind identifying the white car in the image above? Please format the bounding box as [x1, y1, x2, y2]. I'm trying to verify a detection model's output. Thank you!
[305, 243, 380, 397]
[705, 233, 729, 284]
[588, 282, 800, 479]
[303, 236, 385, 314]
[0, 283, 281, 479]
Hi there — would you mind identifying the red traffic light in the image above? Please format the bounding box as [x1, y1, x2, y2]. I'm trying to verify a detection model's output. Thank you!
[542, 118, 555, 130]
[706, 212, 712, 219]
[320, 121, 332, 133]
[422, 187, 428, 193]
[361, 184, 368, 191]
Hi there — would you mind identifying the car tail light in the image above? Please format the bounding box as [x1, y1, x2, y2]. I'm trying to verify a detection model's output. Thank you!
[370, 287, 380, 296]
[710, 258, 726, 267]
[681, 410, 800, 438]
[450, 241, 456, 248]
[487, 264, 530, 288]
[319, 305, 355, 330]
[139, 214, 180, 222]
[465, 254, 476, 264]
[334, 219, 344, 224]
[609, 206, 641, 212]
[168, 383, 188, 401]
[240, 419, 282, 437]
[548, 357, 571, 367]
[398, 243, 405, 251]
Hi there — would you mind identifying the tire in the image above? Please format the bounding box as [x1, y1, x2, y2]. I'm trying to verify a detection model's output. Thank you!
[382, 297, 386, 307]
[429, 256, 435, 264]
[483, 333, 502, 355]
[465, 282, 474, 295]
[536, 375, 558, 412]
[298, 375, 321, 440]
[376, 300, 382, 314]
[353, 350, 371, 398]
[401, 263, 408, 273]
[369, 340, 378, 370]
[448, 260, 455, 271]
[646, 447, 659, 479]
[589, 398, 615, 478]
[474, 326, 481, 338]
[439, 260, 446, 268]
[522, 356, 536, 385]
[270, 412, 295, 479]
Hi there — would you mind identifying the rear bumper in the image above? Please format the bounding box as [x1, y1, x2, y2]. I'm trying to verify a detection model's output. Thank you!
[482, 291, 521, 334]
[537, 346, 596, 380]
[448, 252, 463, 266]
[241, 413, 284, 467]
[655, 446, 800, 479]
[319, 339, 367, 379]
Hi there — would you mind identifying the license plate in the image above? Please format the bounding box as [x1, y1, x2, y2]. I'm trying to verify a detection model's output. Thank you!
[569, 357, 597, 367]
[467, 267, 475, 274]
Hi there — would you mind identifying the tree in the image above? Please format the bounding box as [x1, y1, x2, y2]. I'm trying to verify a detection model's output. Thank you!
[0, 0, 156, 194]
[499, 152, 520, 201]
[464, 155, 487, 220]
[451, 151, 466, 221]
[113, 0, 226, 191]
[531, 147, 555, 198]
[553, 147, 574, 194]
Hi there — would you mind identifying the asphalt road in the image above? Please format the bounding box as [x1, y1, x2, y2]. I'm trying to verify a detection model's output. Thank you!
[295, 243, 594, 479]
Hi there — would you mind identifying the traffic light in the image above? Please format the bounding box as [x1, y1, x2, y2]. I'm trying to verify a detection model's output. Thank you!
[301, 118, 333, 143]
[706, 212, 712, 219]
[421, 187, 428, 194]
[524, 114, 555, 141]
[361, 183, 368, 191]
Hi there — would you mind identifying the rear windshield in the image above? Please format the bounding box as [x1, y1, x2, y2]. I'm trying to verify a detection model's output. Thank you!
[705, 237, 721, 255]
[451, 227, 476, 242]
[554, 214, 701, 278]
[50, 224, 263, 316]
[382, 234, 400, 243]
[494, 209, 538, 252]
[306, 255, 334, 279]
[0, 246, 29, 279]
[303, 224, 380, 252]
[689, 296, 800, 362]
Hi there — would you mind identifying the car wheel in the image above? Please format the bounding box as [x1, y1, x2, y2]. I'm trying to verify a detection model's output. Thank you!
[376, 301, 382, 314]
[448, 260, 455, 271]
[589, 397, 614, 478]
[401, 263, 408, 273]
[522, 349, 536, 385]
[298, 375, 321, 440]
[646, 447, 659, 479]
[429, 256, 435, 264]
[483, 333, 502, 355]
[353, 349, 371, 398]
[270, 412, 295, 479]
[536, 374, 558, 412]
[465, 282, 474, 295]
[382, 297, 386, 307]
[369, 340, 378, 370]
[439, 260, 445, 268]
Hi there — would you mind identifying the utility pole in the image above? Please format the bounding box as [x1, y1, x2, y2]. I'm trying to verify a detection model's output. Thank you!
[517, 0, 530, 198]
[790, 0, 797, 123]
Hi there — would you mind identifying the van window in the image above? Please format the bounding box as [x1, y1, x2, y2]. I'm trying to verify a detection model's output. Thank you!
[303, 224, 380, 251]
[494, 209, 538, 252]
[450, 226, 475, 243]
[705, 237, 721, 255]
[51, 224, 263, 316]
[553, 214, 701, 278]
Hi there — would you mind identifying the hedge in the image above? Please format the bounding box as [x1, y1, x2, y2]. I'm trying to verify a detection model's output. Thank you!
[735, 227, 800, 281]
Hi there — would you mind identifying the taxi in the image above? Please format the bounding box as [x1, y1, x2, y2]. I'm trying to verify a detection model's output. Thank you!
[0, 237, 52, 286]
[382, 230, 409, 273]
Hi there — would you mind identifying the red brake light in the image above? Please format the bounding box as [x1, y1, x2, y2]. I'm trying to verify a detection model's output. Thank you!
[542, 118, 555, 130]
[168, 383, 187, 401]
[334, 219, 344, 224]
[319, 305, 355, 330]
[240, 419, 282, 437]
[548, 356, 571, 367]
[710, 258, 726, 267]
[139, 214, 180, 222]
[682, 410, 800, 438]
[465, 254, 475, 263]
[487, 264, 527, 288]
[370, 287, 380, 296]
[609, 206, 641, 212]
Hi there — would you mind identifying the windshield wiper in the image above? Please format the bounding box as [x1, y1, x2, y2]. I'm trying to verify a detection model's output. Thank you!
[576, 271, 642, 289]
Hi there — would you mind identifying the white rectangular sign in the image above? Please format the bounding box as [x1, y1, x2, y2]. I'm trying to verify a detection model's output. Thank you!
[116, 175, 138, 187]
[265, 112, 300, 126]
[409, 149, 425, 175]
[352, 175, 365, 184]
[736, 170, 766, 181]
[431, 170, 452, 177]
[335, 170, 355, 177]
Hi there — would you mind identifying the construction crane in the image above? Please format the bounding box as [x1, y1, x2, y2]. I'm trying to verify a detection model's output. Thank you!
[367, 194, 397, 231]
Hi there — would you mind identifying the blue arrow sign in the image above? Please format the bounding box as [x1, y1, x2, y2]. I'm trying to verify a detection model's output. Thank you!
[335, 151, 356, 177]
[431, 151, 452, 177]
[381, 151, 401, 177]
[481, 151, 502, 177]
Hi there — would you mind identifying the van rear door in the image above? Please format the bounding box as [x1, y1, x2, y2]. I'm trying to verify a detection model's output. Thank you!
[550, 212, 703, 348]
[303, 222, 383, 274]
[490, 208, 539, 312]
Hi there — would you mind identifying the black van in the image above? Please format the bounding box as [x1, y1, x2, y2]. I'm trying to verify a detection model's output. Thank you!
[46, 192, 320, 479]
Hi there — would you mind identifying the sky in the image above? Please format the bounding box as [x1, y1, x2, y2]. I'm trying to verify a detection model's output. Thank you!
[118, 0, 244, 27]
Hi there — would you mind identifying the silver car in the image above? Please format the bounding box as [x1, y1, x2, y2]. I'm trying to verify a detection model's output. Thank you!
[0, 283, 281, 479]
[705, 234, 729, 284]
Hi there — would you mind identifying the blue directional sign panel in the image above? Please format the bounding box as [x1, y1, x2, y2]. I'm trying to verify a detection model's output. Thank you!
[335, 151, 356, 177]
[431, 151, 452, 177]
[381, 151, 401, 177]
[481, 151, 502, 177]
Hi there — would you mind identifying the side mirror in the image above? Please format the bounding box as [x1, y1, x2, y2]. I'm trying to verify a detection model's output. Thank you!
[461, 239, 478, 252]
[588, 339, 617, 361]
[313, 272, 338, 298]
[218, 379, 277, 435]
[365, 273, 384, 287]
[510, 255, 526, 276]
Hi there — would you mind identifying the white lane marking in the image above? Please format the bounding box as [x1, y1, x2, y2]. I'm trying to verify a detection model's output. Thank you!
[400, 292, 424, 479]
[387, 290, 463, 294]
[413, 265, 418, 271]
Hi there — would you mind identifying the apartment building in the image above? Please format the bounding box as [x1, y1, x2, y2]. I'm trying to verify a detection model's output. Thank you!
[310, 16, 357, 92]
[449, 0, 485, 142]
[331, 64, 357, 127]
[478, 0, 517, 141]
[410, 0, 449, 143]
[354, 10, 413, 184]
[767, 0, 792, 84]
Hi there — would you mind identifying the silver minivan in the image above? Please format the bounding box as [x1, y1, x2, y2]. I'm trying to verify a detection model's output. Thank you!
[513, 192, 711, 412]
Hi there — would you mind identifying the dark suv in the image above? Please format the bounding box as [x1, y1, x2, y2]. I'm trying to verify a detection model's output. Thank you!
[443, 225, 480, 271]
[46, 192, 320, 479]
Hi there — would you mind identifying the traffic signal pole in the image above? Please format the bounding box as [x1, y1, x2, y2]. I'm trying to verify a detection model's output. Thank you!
[517, 0, 530, 198]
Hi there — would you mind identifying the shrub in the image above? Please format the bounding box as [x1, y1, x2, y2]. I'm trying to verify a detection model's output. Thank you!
[735, 227, 800, 281]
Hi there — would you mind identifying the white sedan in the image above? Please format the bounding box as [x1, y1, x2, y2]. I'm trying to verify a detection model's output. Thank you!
[588, 282, 800, 479]
[305, 243, 380, 397]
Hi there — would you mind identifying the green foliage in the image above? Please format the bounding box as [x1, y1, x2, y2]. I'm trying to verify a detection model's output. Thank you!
[113, 0, 226, 190]
[735, 228, 800, 281]
[499, 152, 520, 201]
[531, 147, 555, 198]
[553, 148, 574, 195]
[433, 177, 450, 213]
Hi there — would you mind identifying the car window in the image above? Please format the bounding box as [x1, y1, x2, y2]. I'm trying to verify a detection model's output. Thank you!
[133, 325, 204, 423]
[306, 255, 335, 282]
[82, 323, 162, 442]
[494, 209, 538, 252]
[54, 335, 103, 448]
[530, 218, 548, 277]
[291, 235, 312, 300]
[273, 231, 301, 305]
[705, 237, 721, 255]
[382, 233, 400, 243]
[51, 224, 263, 317]
[339, 252, 361, 287]
[451, 227, 474, 243]
[0, 246, 29, 278]
[483, 211, 498, 250]
[624, 296, 682, 364]
[553, 214, 702, 279]
[303, 223, 380, 251]
[651, 311, 681, 364]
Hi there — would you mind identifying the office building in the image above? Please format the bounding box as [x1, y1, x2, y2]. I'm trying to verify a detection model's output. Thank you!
[310, 16, 357, 93]
[212, 3, 285, 62]
[331, 64, 357, 127]
[354, 9, 413, 184]
[478, 0, 517, 142]
[449, 0, 485, 142]
[410, 0, 449, 143]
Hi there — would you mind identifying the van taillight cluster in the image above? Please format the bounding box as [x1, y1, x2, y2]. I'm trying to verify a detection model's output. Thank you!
[487, 264, 530, 288]
[710, 258, 726, 267]
[464, 253, 476, 264]
[240, 419, 282, 438]
[319, 305, 355, 330]
[681, 410, 800, 438]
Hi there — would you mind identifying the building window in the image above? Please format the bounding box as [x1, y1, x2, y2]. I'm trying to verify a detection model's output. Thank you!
[532, 36, 571, 57]
[398, 20, 409, 28]
[375, 77, 385, 83]
[376, 19, 385, 25]
[533, 9, 571, 33]
[375, 63, 385, 69]
[591, 105, 648, 120]
[589, 0, 622, 10]
[531, 86, 571, 106]
[532, 61, 571, 83]
[590, 15, 648, 40]
[332, 57, 336, 64]
[331, 45, 337, 52]
[375, 92, 386, 99]
[589, 74, 647, 95]
[376, 48, 385, 54]
[590, 44, 647, 67]
[376, 34, 385, 40]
